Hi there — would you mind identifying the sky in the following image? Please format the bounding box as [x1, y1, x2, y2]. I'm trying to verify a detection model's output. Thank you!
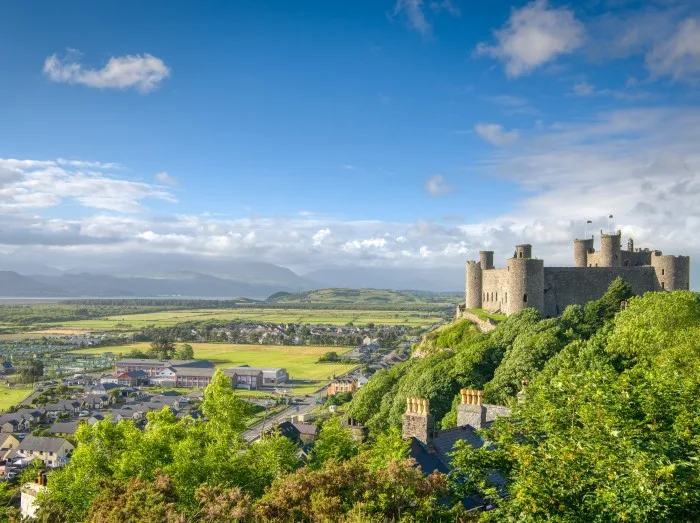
[1, 0, 700, 284]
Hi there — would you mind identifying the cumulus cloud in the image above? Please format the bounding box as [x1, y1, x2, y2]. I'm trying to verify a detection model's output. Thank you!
[474, 123, 519, 147]
[646, 17, 700, 83]
[474, 0, 585, 77]
[312, 228, 331, 246]
[43, 49, 171, 93]
[155, 171, 179, 186]
[424, 174, 455, 196]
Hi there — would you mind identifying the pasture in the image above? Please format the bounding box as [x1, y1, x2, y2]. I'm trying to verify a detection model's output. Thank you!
[73, 342, 357, 382]
[39, 308, 440, 331]
[0, 385, 33, 412]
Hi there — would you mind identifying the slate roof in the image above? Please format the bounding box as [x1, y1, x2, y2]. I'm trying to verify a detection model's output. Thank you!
[174, 367, 215, 377]
[293, 423, 318, 436]
[19, 435, 71, 453]
[48, 421, 80, 435]
[432, 425, 485, 468]
[408, 437, 449, 475]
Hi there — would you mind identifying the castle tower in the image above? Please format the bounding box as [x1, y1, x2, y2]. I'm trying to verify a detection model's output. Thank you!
[651, 252, 690, 292]
[507, 250, 544, 315]
[402, 397, 433, 445]
[574, 237, 594, 267]
[514, 244, 532, 259]
[457, 388, 486, 429]
[600, 230, 622, 267]
[479, 251, 494, 270]
[465, 261, 483, 309]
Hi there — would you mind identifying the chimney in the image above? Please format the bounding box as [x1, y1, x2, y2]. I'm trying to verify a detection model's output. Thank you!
[517, 380, 529, 404]
[402, 397, 433, 445]
[457, 389, 486, 429]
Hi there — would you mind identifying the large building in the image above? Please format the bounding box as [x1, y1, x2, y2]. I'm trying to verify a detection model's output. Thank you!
[463, 231, 690, 318]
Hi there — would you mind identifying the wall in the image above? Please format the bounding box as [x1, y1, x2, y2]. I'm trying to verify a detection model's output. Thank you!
[481, 268, 509, 314]
[542, 266, 656, 317]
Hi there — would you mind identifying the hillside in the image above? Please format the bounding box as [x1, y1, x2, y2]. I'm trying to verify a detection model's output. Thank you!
[267, 288, 462, 308]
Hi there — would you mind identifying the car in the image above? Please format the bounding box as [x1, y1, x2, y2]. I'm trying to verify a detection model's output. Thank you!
[16, 433, 27, 441]
[6, 472, 19, 480]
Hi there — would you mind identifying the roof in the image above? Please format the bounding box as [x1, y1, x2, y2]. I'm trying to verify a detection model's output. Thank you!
[48, 421, 80, 435]
[293, 423, 317, 436]
[432, 425, 485, 468]
[228, 367, 286, 373]
[18, 435, 72, 453]
[408, 437, 449, 475]
[223, 368, 262, 377]
[485, 404, 511, 422]
[174, 367, 215, 377]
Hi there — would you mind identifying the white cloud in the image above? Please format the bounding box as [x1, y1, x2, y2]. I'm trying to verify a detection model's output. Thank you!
[474, 0, 585, 77]
[570, 81, 652, 101]
[342, 164, 357, 170]
[56, 158, 121, 170]
[43, 49, 171, 93]
[312, 228, 331, 246]
[573, 81, 595, 95]
[393, 0, 460, 36]
[424, 174, 455, 196]
[0, 158, 176, 213]
[474, 123, 519, 147]
[646, 17, 700, 82]
[155, 171, 179, 186]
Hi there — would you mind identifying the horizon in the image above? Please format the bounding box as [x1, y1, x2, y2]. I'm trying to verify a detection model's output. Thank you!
[1, 1, 699, 290]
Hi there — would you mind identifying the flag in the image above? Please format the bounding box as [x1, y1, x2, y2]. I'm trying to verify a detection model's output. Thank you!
[586, 220, 592, 224]
[609, 214, 613, 218]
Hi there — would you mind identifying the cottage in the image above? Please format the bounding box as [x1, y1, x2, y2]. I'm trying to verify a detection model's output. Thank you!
[17, 435, 74, 468]
[0, 434, 20, 460]
[48, 421, 81, 437]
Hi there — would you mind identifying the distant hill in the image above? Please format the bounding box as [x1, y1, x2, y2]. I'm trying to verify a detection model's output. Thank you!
[0, 271, 63, 297]
[267, 288, 462, 307]
[304, 266, 463, 292]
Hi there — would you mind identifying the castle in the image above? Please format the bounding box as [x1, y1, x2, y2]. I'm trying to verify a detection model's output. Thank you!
[462, 231, 690, 318]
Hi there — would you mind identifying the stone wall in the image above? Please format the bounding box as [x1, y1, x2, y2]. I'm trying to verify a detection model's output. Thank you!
[481, 268, 509, 313]
[543, 266, 656, 317]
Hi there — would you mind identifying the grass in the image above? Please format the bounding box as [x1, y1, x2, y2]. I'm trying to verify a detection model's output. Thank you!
[32, 308, 441, 332]
[73, 342, 357, 382]
[0, 385, 33, 412]
[466, 308, 507, 322]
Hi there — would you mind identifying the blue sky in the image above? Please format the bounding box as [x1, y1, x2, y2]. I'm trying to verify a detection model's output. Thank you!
[1, 0, 700, 280]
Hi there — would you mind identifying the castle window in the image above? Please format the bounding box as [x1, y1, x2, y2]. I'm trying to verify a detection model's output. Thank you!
[661, 282, 665, 290]
[495, 292, 498, 301]
[505, 293, 507, 303]
[662, 268, 665, 275]
[523, 294, 528, 303]
[519, 252, 523, 258]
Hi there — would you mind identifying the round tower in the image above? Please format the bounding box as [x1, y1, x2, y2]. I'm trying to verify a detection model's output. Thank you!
[465, 261, 483, 309]
[651, 253, 690, 292]
[514, 244, 532, 259]
[600, 230, 622, 267]
[479, 251, 494, 270]
[573, 238, 594, 267]
[506, 257, 544, 315]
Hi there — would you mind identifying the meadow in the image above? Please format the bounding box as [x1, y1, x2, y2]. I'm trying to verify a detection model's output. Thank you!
[30, 308, 440, 332]
[74, 342, 357, 382]
[0, 385, 33, 412]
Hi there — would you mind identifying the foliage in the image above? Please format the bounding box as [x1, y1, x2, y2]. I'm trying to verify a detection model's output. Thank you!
[318, 351, 340, 362]
[310, 417, 359, 467]
[450, 290, 700, 522]
[148, 339, 176, 360]
[364, 426, 410, 470]
[175, 343, 194, 360]
[255, 454, 451, 522]
[19, 358, 44, 383]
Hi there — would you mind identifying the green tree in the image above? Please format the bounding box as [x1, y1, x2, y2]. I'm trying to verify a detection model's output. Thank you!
[202, 368, 250, 440]
[364, 426, 410, 470]
[20, 358, 44, 384]
[147, 339, 176, 360]
[310, 417, 358, 467]
[175, 343, 195, 360]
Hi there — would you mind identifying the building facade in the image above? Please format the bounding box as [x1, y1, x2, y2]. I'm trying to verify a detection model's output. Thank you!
[464, 232, 690, 318]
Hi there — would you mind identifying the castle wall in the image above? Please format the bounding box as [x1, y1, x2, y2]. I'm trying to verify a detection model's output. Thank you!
[650, 253, 690, 291]
[543, 266, 656, 317]
[620, 249, 652, 267]
[465, 261, 483, 309]
[507, 258, 545, 315]
[481, 268, 509, 314]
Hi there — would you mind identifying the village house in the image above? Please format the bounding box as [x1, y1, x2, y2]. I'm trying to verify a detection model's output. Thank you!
[48, 421, 82, 437]
[0, 434, 20, 461]
[17, 435, 74, 468]
[327, 377, 358, 395]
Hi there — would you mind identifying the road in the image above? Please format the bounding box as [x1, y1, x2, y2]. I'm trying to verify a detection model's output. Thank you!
[243, 387, 326, 442]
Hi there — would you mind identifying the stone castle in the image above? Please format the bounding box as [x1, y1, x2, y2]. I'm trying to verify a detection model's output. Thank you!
[462, 230, 690, 318]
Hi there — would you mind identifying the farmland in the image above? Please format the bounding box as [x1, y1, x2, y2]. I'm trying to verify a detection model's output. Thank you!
[25, 308, 441, 332]
[73, 342, 357, 382]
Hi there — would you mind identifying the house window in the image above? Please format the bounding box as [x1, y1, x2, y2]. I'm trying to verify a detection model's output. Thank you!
[523, 294, 528, 303]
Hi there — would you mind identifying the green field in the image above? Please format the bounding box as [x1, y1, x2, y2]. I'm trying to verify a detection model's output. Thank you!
[74, 342, 356, 382]
[34, 308, 440, 332]
[0, 385, 33, 412]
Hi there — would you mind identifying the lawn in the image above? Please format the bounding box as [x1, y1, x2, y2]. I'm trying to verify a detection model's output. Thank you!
[466, 308, 507, 322]
[73, 343, 357, 382]
[0, 386, 33, 412]
[36, 308, 441, 331]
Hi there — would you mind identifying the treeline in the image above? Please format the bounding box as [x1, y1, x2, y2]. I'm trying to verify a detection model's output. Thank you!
[0, 304, 174, 327]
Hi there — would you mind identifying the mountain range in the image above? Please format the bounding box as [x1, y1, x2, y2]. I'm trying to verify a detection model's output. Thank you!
[0, 259, 463, 298]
